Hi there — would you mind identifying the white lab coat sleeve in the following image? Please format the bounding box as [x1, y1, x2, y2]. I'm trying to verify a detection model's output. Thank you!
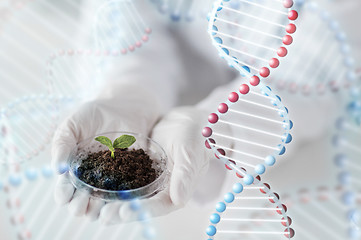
[76, 0, 187, 113]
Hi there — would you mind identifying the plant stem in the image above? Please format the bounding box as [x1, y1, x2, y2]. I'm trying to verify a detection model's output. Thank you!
[111, 151, 115, 159]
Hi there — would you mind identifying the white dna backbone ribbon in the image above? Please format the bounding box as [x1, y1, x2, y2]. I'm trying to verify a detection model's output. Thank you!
[334, 111, 361, 234]
[203, 0, 298, 185]
[0, 0, 35, 32]
[1, 165, 157, 240]
[208, 0, 298, 84]
[0, 0, 152, 164]
[94, 0, 152, 54]
[206, 176, 295, 239]
[149, 0, 214, 22]
[202, 81, 293, 184]
[272, 0, 356, 95]
[0, 95, 58, 164]
[0, 1, 156, 237]
[245, 186, 359, 239]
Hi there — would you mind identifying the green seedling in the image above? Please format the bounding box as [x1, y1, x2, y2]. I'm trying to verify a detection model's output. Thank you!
[95, 135, 136, 159]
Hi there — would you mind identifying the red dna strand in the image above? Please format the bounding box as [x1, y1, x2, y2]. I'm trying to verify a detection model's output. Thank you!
[333, 66, 361, 234]
[0, 0, 36, 35]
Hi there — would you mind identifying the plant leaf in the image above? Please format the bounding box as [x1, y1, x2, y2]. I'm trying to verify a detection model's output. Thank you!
[95, 136, 114, 151]
[113, 135, 136, 149]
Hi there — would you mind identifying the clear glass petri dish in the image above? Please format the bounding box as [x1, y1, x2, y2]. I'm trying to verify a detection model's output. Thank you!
[68, 132, 168, 201]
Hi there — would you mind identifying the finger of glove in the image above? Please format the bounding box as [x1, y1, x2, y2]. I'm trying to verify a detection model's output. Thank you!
[169, 147, 209, 206]
[86, 198, 106, 222]
[51, 119, 78, 174]
[119, 188, 177, 222]
[68, 189, 90, 217]
[54, 173, 75, 206]
[151, 107, 210, 206]
[99, 202, 122, 225]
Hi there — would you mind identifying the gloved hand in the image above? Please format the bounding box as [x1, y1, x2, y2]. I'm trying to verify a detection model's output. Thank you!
[52, 83, 161, 221]
[98, 106, 214, 224]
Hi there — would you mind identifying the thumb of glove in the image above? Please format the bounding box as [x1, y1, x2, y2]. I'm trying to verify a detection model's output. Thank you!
[152, 107, 210, 206]
[51, 119, 78, 174]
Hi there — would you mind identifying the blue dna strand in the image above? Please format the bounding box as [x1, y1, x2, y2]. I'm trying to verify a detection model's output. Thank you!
[208, 0, 298, 84]
[0, 1, 157, 238]
[206, 177, 295, 239]
[270, 0, 356, 95]
[333, 112, 361, 234]
[48, 0, 152, 106]
[0, 2, 15, 34]
[149, 0, 215, 22]
[0, 95, 59, 164]
[1, 165, 157, 240]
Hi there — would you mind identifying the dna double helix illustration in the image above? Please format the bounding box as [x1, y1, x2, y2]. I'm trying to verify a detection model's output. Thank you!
[1, 0, 360, 239]
[203, 0, 360, 239]
[202, 0, 298, 238]
[206, 176, 295, 239]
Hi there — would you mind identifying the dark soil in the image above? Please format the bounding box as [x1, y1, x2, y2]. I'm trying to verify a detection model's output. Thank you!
[75, 148, 157, 191]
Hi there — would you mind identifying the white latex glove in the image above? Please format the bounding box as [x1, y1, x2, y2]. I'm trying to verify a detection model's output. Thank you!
[98, 106, 214, 224]
[52, 83, 161, 221]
